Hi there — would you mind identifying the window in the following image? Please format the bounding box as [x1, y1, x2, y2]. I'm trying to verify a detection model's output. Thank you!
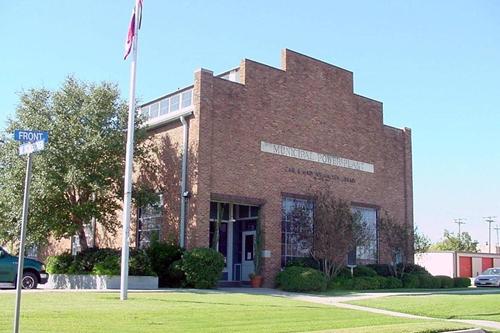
[352, 206, 377, 263]
[137, 194, 163, 249]
[159, 98, 169, 115]
[149, 103, 159, 119]
[209, 202, 230, 268]
[281, 197, 314, 267]
[170, 94, 180, 112]
[181, 90, 193, 108]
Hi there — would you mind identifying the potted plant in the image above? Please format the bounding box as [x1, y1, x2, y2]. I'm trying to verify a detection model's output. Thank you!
[249, 211, 264, 288]
[249, 272, 263, 288]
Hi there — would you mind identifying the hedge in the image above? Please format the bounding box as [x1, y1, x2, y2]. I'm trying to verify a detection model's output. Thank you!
[381, 276, 403, 289]
[146, 241, 185, 287]
[276, 266, 327, 292]
[353, 266, 377, 277]
[46, 248, 154, 276]
[417, 274, 441, 289]
[366, 264, 393, 277]
[435, 275, 454, 289]
[402, 274, 420, 288]
[181, 247, 224, 289]
[453, 277, 471, 288]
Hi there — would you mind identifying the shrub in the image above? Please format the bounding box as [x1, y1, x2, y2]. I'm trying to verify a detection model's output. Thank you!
[351, 276, 381, 290]
[92, 255, 120, 275]
[328, 276, 353, 290]
[336, 267, 353, 279]
[45, 248, 154, 276]
[78, 248, 118, 273]
[168, 259, 186, 288]
[181, 248, 224, 289]
[46, 252, 74, 274]
[453, 277, 471, 288]
[353, 265, 377, 277]
[285, 257, 321, 270]
[435, 275, 454, 289]
[381, 276, 403, 289]
[418, 274, 441, 289]
[129, 249, 155, 276]
[398, 263, 430, 275]
[366, 264, 393, 277]
[276, 266, 327, 292]
[402, 274, 420, 288]
[146, 241, 184, 287]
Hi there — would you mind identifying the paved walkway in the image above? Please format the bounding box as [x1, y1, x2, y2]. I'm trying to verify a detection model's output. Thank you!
[220, 288, 500, 331]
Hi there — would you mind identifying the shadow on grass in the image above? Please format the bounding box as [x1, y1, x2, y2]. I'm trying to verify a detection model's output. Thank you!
[142, 298, 325, 309]
[315, 287, 500, 297]
[448, 312, 500, 320]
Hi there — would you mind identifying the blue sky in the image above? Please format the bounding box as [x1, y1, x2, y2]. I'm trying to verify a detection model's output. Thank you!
[1, 1, 499, 247]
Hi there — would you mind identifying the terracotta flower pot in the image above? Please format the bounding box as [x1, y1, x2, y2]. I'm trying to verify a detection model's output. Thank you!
[250, 275, 263, 288]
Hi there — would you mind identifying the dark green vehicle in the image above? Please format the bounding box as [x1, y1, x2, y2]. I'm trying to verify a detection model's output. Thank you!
[0, 246, 48, 289]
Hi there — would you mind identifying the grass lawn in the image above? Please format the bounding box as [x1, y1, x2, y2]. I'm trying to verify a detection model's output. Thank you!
[349, 293, 500, 322]
[316, 288, 472, 297]
[0, 291, 471, 333]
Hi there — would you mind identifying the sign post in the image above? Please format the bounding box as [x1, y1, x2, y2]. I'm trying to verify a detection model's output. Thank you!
[12, 130, 47, 333]
[13, 152, 33, 333]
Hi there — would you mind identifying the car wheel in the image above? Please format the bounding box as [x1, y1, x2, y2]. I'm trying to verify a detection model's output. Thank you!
[21, 272, 38, 289]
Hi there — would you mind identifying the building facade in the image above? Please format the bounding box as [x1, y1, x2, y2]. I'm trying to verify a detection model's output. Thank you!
[136, 49, 413, 286]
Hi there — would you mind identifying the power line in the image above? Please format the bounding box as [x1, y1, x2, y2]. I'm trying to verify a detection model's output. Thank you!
[483, 216, 497, 253]
[454, 218, 466, 239]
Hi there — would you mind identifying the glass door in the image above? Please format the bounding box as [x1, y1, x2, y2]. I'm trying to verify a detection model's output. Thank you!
[241, 231, 256, 281]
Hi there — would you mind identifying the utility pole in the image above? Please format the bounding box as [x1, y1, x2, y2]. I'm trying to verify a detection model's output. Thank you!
[494, 224, 500, 248]
[454, 218, 466, 240]
[483, 216, 497, 254]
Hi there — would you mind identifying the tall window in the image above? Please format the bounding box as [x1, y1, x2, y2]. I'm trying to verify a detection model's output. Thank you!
[281, 197, 314, 267]
[352, 206, 377, 263]
[137, 194, 163, 249]
[209, 202, 229, 267]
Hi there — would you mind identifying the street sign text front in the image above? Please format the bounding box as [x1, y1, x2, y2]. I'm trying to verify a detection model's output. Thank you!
[14, 130, 49, 143]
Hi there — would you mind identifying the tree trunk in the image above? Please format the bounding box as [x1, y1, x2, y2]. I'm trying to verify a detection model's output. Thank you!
[77, 225, 89, 252]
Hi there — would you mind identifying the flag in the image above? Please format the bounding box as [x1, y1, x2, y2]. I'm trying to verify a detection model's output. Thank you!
[124, 0, 143, 60]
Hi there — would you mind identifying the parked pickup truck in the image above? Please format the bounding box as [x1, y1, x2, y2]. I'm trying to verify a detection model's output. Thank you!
[0, 246, 48, 289]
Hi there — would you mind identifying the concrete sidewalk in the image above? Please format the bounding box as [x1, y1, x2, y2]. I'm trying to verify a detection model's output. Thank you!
[220, 288, 500, 331]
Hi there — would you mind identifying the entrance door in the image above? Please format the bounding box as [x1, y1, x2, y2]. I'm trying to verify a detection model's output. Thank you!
[241, 231, 256, 281]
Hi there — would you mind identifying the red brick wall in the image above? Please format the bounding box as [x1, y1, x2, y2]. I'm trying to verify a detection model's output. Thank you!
[192, 49, 413, 285]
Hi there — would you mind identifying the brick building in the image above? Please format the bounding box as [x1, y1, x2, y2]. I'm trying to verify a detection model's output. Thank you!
[136, 49, 413, 286]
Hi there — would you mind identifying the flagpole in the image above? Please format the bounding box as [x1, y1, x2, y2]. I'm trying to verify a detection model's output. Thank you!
[120, 0, 140, 301]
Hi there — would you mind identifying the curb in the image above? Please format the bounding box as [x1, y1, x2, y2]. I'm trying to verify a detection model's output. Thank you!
[444, 329, 485, 333]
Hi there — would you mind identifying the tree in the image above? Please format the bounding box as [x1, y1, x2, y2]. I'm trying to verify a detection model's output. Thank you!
[378, 211, 415, 278]
[288, 191, 369, 279]
[430, 230, 479, 252]
[414, 226, 431, 255]
[0, 77, 153, 250]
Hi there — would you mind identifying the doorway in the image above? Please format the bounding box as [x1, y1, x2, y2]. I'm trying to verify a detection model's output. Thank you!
[241, 230, 256, 281]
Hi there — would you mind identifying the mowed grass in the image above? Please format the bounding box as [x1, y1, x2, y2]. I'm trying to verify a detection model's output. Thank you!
[350, 293, 500, 322]
[0, 291, 470, 333]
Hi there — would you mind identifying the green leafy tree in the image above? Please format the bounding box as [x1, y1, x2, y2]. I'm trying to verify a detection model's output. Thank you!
[289, 190, 369, 279]
[0, 77, 153, 250]
[378, 211, 414, 278]
[430, 230, 479, 252]
[414, 226, 431, 254]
